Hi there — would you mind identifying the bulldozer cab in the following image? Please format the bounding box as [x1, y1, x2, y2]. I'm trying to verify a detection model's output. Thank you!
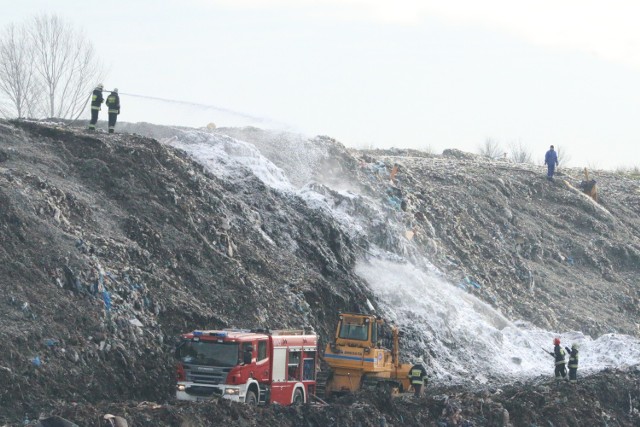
[335, 313, 374, 345]
[318, 312, 412, 397]
[334, 313, 393, 351]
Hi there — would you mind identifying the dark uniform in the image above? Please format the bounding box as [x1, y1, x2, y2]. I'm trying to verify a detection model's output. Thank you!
[409, 362, 427, 397]
[551, 344, 567, 381]
[89, 85, 104, 131]
[105, 89, 120, 133]
[565, 345, 579, 384]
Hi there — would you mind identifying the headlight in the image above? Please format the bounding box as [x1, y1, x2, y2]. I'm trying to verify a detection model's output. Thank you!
[224, 388, 239, 395]
[177, 384, 186, 392]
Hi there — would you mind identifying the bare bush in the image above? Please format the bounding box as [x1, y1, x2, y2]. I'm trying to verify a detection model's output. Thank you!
[478, 138, 503, 160]
[508, 140, 533, 164]
[421, 144, 435, 155]
[0, 14, 104, 120]
[615, 165, 640, 176]
[555, 146, 571, 166]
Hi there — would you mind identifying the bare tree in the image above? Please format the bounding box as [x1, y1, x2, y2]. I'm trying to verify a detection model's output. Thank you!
[508, 140, 533, 164]
[28, 14, 103, 119]
[478, 138, 503, 159]
[0, 24, 41, 118]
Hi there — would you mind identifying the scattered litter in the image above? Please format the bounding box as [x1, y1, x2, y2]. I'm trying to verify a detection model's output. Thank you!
[129, 318, 143, 327]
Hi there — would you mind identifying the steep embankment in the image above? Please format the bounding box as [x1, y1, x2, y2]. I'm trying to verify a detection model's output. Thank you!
[349, 147, 640, 337]
[169, 125, 640, 339]
[160, 126, 640, 381]
[0, 120, 369, 422]
[1, 119, 638, 426]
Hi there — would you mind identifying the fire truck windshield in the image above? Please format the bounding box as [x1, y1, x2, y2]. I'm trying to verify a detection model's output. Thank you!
[176, 340, 240, 367]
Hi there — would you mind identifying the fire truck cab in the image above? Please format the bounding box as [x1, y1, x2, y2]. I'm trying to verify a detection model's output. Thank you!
[175, 328, 318, 406]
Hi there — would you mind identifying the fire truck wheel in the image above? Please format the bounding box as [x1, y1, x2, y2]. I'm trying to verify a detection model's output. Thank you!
[245, 390, 258, 405]
[292, 389, 304, 405]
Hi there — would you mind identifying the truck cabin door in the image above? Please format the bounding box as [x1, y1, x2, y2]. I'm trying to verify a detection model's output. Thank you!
[257, 340, 269, 380]
[241, 342, 253, 365]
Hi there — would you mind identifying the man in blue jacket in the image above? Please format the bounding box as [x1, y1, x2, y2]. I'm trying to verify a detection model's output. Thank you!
[544, 145, 559, 181]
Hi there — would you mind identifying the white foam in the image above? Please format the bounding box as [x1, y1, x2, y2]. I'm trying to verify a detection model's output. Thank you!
[165, 130, 294, 192]
[356, 257, 640, 382]
[163, 127, 640, 383]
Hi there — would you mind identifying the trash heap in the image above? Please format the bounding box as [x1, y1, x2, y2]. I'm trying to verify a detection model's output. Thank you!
[0, 119, 639, 426]
[343, 146, 640, 338]
[0, 120, 369, 423]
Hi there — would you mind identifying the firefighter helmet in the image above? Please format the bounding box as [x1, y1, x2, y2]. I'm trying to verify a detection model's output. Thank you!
[553, 337, 561, 345]
[96, 83, 104, 89]
[571, 343, 579, 349]
[113, 88, 118, 93]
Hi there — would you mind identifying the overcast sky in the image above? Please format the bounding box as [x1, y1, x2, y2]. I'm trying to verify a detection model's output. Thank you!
[4, 1, 640, 169]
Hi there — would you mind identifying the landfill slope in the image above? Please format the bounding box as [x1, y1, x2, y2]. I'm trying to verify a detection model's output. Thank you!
[0, 120, 370, 423]
[191, 125, 640, 338]
[350, 147, 640, 338]
[0, 119, 638, 426]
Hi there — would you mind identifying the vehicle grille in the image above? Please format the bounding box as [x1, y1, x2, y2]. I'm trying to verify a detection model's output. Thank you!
[185, 386, 223, 397]
[185, 365, 231, 385]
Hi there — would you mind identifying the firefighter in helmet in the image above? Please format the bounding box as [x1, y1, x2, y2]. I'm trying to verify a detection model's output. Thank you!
[408, 356, 427, 397]
[547, 337, 567, 381]
[565, 343, 579, 384]
[88, 84, 104, 131]
[105, 88, 120, 133]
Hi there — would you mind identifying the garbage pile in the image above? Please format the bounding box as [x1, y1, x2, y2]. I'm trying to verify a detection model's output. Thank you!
[1, 119, 639, 426]
[345, 147, 640, 338]
[17, 365, 640, 426]
[0, 120, 368, 423]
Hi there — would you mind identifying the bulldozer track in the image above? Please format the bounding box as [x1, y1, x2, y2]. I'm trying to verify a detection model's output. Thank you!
[361, 376, 402, 393]
[314, 370, 330, 398]
[314, 359, 332, 398]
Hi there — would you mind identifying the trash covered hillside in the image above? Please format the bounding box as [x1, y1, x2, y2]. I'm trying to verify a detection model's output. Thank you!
[0, 119, 639, 426]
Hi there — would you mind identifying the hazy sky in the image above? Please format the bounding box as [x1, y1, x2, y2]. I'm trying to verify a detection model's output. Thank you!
[4, 1, 640, 169]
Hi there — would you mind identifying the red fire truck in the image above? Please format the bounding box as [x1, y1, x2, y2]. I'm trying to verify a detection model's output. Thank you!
[175, 328, 318, 405]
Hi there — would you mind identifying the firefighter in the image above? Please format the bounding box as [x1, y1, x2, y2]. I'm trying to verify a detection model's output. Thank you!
[409, 357, 427, 397]
[565, 343, 579, 384]
[88, 84, 104, 131]
[544, 145, 559, 181]
[105, 88, 120, 133]
[547, 337, 567, 381]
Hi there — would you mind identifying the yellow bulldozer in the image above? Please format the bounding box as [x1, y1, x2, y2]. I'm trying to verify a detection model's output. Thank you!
[316, 312, 413, 397]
